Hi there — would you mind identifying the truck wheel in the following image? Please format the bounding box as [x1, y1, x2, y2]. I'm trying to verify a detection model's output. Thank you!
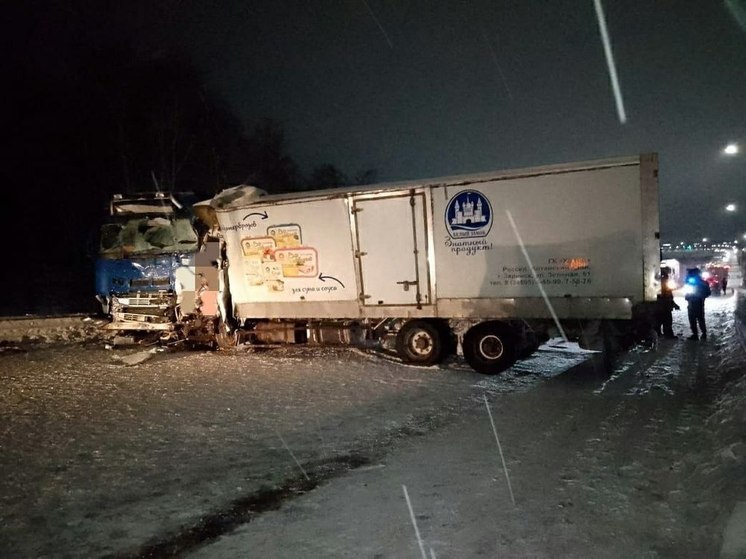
[215, 329, 237, 350]
[214, 318, 237, 349]
[396, 320, 444, 366]
[463, 322, 517, 374]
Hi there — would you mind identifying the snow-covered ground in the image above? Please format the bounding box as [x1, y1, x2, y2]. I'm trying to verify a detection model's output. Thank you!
[0, 290, 744, 558]
[0, 315, 107, 345]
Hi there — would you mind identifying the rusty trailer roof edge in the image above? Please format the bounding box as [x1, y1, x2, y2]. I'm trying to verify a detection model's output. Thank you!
[210, 154, 649, 211]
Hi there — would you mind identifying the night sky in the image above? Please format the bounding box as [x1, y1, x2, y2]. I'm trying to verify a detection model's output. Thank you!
[6, 1, 746, 290]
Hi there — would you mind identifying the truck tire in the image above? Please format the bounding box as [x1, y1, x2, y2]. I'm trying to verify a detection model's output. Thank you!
[463, 322, 517, 374]
[396, 319, 444, 366]
[215, 328, 237, 350]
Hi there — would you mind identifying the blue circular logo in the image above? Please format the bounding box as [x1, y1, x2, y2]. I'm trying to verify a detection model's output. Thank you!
[445, 190, 493, 238]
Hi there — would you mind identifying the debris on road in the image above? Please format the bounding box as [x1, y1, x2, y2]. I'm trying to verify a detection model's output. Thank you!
[112, 347, 169, 367]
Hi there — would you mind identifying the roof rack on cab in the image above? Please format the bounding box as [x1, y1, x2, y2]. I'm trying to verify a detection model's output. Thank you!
[109, 192, 197, 216]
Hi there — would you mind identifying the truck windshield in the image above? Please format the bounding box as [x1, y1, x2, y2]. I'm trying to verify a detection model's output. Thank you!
[99, 216, 198, 258]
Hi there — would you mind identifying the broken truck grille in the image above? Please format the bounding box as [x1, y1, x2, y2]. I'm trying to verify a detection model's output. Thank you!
[116, 313, 171, 323]
[130, 277, 171, 287]
[125, 299, 171, 307]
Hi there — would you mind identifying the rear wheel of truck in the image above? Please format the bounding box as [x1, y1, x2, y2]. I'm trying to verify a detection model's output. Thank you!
[463, 322, 517, 374]
[396, 319, 445, 366]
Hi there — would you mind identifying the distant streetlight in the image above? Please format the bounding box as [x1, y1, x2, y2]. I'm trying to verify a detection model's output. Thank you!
[702, 237, 708, 242]
[723, 143, 739, 155]
[726, 203, 737, 212]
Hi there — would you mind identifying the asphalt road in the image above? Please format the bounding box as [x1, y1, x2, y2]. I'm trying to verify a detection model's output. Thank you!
[1, 291, 743, 558]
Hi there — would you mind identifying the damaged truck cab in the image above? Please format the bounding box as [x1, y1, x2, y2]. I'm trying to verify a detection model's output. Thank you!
[95, 192, 212, 334]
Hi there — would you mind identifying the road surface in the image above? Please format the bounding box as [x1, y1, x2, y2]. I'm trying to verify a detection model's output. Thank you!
[1, 291, 744, 558]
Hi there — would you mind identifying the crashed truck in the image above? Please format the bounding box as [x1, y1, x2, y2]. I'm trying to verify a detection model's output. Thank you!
[95, 191, 226, 345]
[99, 154, 661, 373]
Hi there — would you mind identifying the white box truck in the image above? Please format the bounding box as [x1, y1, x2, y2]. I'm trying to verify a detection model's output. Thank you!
[194, 153, 660, 373]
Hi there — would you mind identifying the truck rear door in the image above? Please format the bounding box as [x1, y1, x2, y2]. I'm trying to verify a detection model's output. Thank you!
[352, 191, 430, 306]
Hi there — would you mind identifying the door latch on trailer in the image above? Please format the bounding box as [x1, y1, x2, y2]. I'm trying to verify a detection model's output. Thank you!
[396, 280, 417, 291]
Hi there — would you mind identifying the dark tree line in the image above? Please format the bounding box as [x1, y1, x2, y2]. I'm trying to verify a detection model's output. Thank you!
[240, 120, 377, 192]
[76, 47, 378, 195]
[73, 47, 248, 197]
[66, 46, 376, 197]
[9, 42, 376, 209]
[4, 41, 375, 314]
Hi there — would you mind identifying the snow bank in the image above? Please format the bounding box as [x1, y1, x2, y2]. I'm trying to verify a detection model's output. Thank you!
[706, 297, 746, 468]
[0, 315, 106, 345]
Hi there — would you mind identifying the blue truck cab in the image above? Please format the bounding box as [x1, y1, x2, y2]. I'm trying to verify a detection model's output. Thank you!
[95, 192, 199, 331]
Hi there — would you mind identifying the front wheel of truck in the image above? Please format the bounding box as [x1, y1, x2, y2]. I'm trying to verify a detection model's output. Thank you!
[395, 319, 445, 366]
[213, 317, 237, 349]
[463, 322, 517, 374]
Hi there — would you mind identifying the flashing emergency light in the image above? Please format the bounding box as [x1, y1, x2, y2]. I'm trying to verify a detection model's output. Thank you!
[686, 276, 697, 285]
[701, 271, 711, 280]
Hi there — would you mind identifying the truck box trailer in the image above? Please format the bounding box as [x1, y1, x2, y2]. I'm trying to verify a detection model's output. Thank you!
[197, 153, 660, 373]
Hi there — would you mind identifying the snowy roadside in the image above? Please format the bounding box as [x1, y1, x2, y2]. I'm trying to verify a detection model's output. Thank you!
[0, 314, 106, 346]
[0, 338, 588, 557]
[186, 291, 746, 558]
[1, 292, 743, 558]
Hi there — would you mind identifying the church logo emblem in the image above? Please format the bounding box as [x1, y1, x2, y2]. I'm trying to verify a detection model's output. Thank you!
[445, 190, 492, 238]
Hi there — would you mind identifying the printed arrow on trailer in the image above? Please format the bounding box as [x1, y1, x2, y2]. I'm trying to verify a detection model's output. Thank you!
[243, 211, 268, 221]
[318, 273, 345, 288]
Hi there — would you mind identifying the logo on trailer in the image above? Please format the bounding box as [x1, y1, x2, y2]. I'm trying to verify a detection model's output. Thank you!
[445, 190, 492, 238]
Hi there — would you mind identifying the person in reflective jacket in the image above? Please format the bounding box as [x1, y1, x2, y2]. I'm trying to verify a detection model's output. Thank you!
[684, 268, 711, 340]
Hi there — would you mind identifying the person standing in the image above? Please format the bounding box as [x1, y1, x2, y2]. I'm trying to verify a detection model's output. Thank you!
[656, 267, 680, 338]
[684, 268, 711, 340]
[721, 275, 728, 295]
